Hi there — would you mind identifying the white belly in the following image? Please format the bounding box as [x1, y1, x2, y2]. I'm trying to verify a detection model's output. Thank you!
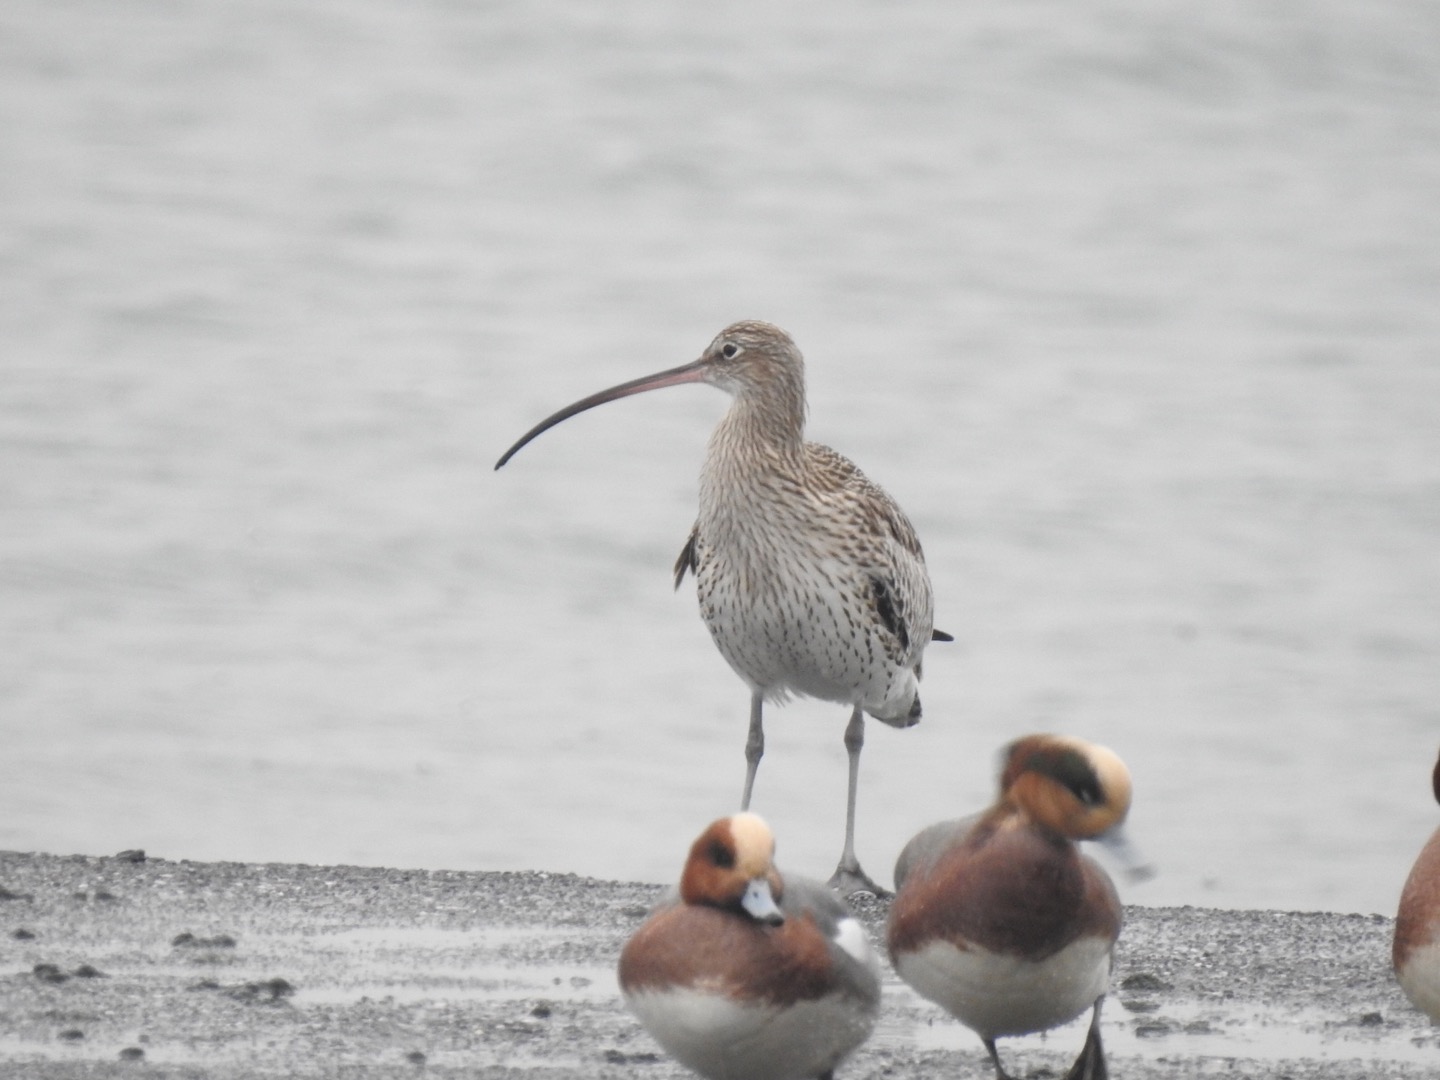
[624, 986, 877, 1080]
[894, 936, 1112, 1039]
[697, 549, 918, 717]
[1398, 938, 1440, 1022]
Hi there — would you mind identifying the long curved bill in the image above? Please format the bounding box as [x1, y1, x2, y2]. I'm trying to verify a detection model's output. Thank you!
[495, 356, 710, 469]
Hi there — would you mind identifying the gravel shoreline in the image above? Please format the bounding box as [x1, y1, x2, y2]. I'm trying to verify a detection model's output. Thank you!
[0, 850, 1433, 1077]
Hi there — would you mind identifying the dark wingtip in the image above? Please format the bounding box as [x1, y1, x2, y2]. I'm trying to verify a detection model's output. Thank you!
[673, 529, 699, 590]
[931, 629, 954, 642]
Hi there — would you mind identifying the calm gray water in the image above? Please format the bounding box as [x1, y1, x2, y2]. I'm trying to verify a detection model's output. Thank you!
[2, 0, 1438, 915]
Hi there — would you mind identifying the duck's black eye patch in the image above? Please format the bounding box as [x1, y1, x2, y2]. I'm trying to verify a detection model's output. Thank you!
[708, 840, 735, 868]
[1051, 751, 1103, 805]
[1069, 773, 1103, 805]
[1021, 746, 1103, 805]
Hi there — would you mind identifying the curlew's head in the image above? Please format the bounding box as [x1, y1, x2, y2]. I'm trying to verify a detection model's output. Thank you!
[693, 321, 806, 401]
[494, 320, 807, 469]
[677, 812, 786, 926]
[998, 734, 1133, 842]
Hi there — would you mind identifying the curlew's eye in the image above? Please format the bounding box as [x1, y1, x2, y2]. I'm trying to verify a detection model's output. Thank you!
[720, 342, 741, 360]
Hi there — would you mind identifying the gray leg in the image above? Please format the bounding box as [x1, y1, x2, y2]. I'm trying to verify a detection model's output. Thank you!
[740, 692, 764, 811]
[981, 1036, 1011, 1080]
[827, 707, 891, 896]
[1063, 997, 1107, 1080]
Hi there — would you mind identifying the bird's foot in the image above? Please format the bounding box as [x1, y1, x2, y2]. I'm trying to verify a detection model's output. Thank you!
[827, 861, 892, 899]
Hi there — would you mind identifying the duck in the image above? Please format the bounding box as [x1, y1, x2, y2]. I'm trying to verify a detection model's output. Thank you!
[1394, 746, 1440, 1022]
[886, 734, 1135, 1080]
[618, 812, 881, 1080]
[496, 321, 948, 895]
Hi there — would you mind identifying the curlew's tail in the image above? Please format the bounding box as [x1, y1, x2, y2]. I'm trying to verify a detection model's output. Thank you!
[868, 690, 922, 730]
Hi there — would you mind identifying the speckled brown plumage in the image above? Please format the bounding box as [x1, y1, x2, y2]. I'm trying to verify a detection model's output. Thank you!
[497, 320, 946, 895]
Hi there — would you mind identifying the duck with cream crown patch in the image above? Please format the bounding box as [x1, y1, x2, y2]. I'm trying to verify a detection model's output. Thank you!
[887, 735, 1145, 1080]
[619, 812, 881, 1080]
[1394, 746, 1440, 1023]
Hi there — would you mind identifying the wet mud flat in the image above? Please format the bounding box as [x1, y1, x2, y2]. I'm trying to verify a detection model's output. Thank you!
[0, 850, 1434, 1078]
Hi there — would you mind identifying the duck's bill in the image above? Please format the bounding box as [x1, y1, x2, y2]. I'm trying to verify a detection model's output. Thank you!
[1097, 826, 1155, 884]
[741, 877, 784, 926]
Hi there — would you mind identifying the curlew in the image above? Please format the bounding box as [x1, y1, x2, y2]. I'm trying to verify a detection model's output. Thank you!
[495, 320, 948, 895]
